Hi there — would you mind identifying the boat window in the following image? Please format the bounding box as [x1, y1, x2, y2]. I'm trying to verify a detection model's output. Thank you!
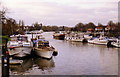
[17, 36, 28, 41]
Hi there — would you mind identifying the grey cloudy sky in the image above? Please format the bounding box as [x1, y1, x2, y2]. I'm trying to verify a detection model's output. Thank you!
[1, 0, 119, 27]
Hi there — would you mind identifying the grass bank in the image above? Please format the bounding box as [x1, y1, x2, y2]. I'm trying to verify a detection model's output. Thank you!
[0, 35, 10, 45]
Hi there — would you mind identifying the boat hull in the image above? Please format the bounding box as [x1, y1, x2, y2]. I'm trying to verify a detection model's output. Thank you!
[111, 42, 120, 48]
[88, 39, 108, 45]
[8, 47, 32, 58]
[35, 48, 54, 59]
[53, 34, 65, 40]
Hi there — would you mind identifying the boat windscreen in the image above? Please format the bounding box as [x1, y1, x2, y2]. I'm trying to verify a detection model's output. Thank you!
[17, 36, 28, 41]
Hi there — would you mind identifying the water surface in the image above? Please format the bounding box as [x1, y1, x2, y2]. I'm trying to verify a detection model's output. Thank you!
[9, 32, 118, 75]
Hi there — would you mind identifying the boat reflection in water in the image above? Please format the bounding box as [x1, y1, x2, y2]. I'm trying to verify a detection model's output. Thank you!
[34, 58, 55, 71]
[10, 58, 33, 75]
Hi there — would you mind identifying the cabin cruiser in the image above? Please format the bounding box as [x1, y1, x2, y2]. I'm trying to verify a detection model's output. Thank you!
[71, 36, 84, 42]
[65, 33, 87, 42]
[34, 39, 57, 59]
[53, 31, 65, 40]
[110, 39, 120, 48]
[83, 34, 93, 40]
[7, 35, 33, 58]
[88, 36, 109, 45]
[69, 36, 87, 42]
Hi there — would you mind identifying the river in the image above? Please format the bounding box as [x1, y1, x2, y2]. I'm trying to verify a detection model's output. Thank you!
[8, 32, 119, 75]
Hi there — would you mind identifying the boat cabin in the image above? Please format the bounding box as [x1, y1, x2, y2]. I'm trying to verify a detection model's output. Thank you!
[10, 35, 28, 41]
[35, 39, 49, 48]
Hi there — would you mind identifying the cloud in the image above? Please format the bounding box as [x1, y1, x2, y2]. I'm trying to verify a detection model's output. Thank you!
[1, 0, 119, 26]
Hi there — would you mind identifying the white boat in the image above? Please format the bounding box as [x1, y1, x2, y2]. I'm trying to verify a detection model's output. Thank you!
[65, 33, 87, 42]
[70, 36, 86, 42]
[83, 34, 93, 40]
[64, 35, 72, 41]
[35, 47, 54, 59]
[111, 39, 120, 48]
[7, 35, 33, 58]
[88, 37, 109, 45]
[34, 39, 57, 59]
[88, 37, 97, 44]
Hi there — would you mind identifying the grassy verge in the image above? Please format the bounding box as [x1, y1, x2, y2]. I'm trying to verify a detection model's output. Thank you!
[0, 35, 10, 45]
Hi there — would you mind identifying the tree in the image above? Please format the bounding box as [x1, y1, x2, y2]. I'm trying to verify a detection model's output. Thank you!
[107, 21, 116, 31]
[85, 22, 96, 31]
[32, 22, 42, 30]
[74, 22, 84, 31]
[98, 23, 103, 26]
[2, 18, 19, 35]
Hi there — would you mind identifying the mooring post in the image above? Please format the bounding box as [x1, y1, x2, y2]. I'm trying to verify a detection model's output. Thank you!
[32, 32, 33, 40]
[2, 38, 9, 77]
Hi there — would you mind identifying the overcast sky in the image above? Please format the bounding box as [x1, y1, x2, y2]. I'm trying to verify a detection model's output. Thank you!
[1, 0, 119, 27]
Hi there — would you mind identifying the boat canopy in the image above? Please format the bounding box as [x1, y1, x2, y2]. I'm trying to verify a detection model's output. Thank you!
[34, 39, 49, 43]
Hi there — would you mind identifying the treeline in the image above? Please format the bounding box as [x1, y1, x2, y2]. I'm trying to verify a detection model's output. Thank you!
[41, 26, 70, 31]
[72, 21, 120, 32]
[25, 22, 70, 32]
[1, 9, 120, 37]
[71, 21, 120, 37]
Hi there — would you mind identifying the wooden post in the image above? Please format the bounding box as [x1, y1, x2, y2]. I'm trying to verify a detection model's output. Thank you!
[2, 38, 9, 77]
[32, 32, 33, 39]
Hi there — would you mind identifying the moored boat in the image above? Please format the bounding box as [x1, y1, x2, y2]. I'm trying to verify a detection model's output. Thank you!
[7, 35, 33, 58]
[34, 39, 57, 59]
[53, 31, 65, 40]
[83, 33, 93, 40]
[69, 36, 87, 42]
[88, 36, 109, 45]
[65, 33, 87, 42]
[110, 39, 120, 48]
